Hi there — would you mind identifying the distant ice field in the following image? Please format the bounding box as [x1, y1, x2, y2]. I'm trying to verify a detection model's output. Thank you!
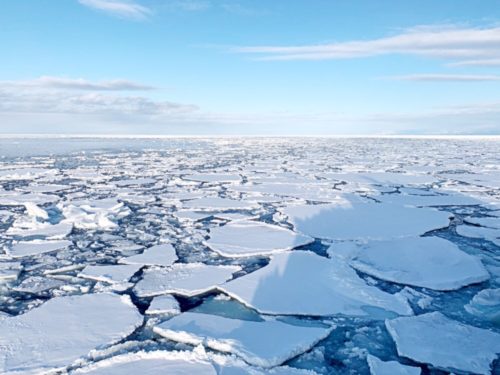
[0, 137, 499, 375]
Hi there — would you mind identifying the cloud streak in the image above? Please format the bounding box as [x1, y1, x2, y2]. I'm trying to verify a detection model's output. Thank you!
[233, 25, 500, 63]
[78, 0, 151, 20]
[2, 76, 155, 91]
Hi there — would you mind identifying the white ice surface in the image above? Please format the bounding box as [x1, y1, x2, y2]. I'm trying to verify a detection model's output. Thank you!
[366, 354, 420, 375]
[8, 239, 72, 258]
[6, 219, 73, 239]
[183, 197, 258, 211]
[78, 264, 143, 285]
[281, 202, 451, 240]
[456, 224, 500, 246]
[146, 294, 180, 315]
[205, 220, 314, 257]
[385, 312, 500, 375]
[329, 237, 489, 291]
[185, 173, 241, 183]
[154, 312, 334, 368]
[0, 262, 22, 282]
[0, 293, 143, 374]
[73, 350, 216, 374]
[119, 243, 178, 267]
[220, 251, 412, 317]
[134, 263, 241, 297]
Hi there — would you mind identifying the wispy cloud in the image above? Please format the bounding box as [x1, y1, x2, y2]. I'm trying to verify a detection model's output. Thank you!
[447, 58, 500, 67]
[2, 76, 155, 91]
[78, 0, 152, 20]
[233, 25, 500, 62]
[383, 74, 500, 82]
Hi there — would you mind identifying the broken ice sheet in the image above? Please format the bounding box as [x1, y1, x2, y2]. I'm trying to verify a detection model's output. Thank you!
[146, 294, 180, 316]
[205, 220, 314, 257]
[134, 263, 241, 297]
[153, 311, 334, 368]
[73, 350, 217, 374]
[465, 288, 500, 325]
[329, 237, 490, 291]
[184, 173, 241, 183]
[0, 293, 143, 374]
[119, 243, 178, 267]
[8, 239, 72, 258]
[281, 201, 451, 240]
[219, 251, 412, 317]
[183, 197, 259, 211]
[385, 312, 500, 375]
[366, 354, 420, 375]
[78, 264, 143, 288]
[12, 276, 65, 295]
[0, 261, 23, 282]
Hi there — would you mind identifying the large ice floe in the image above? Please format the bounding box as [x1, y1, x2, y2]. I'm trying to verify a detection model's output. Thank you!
[0, 293, 143, 374]
[154, 311, 334, 368]
[205, 220, 314, 257]
[220, 251, 412, 317]
[385, 312, 500, 374]
[1, 137, 499, 374]
[280, 201, 452, 240]
[329, 237, 490, 290]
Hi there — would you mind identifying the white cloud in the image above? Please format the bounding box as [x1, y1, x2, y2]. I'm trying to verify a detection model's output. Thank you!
[447, 58, 500, 67]
[2, 76, 155, 91]
[383, 74, 500, 82]
[233, 25, 500, 62]
[78, 0, 151, 20]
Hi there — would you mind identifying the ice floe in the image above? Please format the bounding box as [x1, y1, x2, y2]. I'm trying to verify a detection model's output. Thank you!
[385, 312, 500, 374]
[119, 243, 178, 266]
[146, 294, 180, 316]
[329, 237, 489, 290]
[366, 354, 420, 375]
[220, 251, 412, 317]
[78, 264, 143, 287]
[134, 263, 241, 297]
[183, 197, 258, 211]
[0, 293, 143, 374]
[154, 311, 334, 368]
[465, 288, 500, 325]
[205, 220, 313, 257]
[281, 202, 451, 240]
[8, 239, 72, 258]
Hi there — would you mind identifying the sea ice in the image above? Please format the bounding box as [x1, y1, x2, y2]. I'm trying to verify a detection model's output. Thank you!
[134, 263, 241, 297]
[183, 197, 258, 211]
[78, 264, 143, 285]
[146, 294, 181, 315]
[0, 262, 22, 282]
[153, 312, 334, 368]
[281, 202, 451, 240]
[8, 239, 72, 258]
[73, 350, 217, 374]
[366, 354, 420, 375]
[0, 293, 143, 374]
[329, 237, 489, 290]
[465, 288, 500, 325]
[185, 173, 241, 183]
[456, 224, 500, 246]
[385, 312, 500, 374]
[119, 243, 178, 267]
[205, 220, 313, 257]
[219, 251, 412, 317]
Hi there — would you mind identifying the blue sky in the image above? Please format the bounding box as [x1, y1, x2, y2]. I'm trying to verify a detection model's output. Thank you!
[1, 0, 500, 135]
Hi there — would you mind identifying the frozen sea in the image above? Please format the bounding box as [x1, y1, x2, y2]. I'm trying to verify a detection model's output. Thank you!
[0, 137, 499, 374]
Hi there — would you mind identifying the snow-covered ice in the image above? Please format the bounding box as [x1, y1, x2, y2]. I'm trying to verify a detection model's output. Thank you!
[329, 237, 489, 290]
[154, 311, 334, 368]
[119, 243, 178, 266]
[134, 263, 241, 297]
[386, 312, 500, 374]
[220, 251, 413, 317]
[281, 202, 451, 240]
[8, 239, 72, 258]
[205, 220, 314, 257]
[465, 288, 500, 324]
[146, 294, 181, 315]
[366, 354, 420, 375]
[0, 293, 143, 374]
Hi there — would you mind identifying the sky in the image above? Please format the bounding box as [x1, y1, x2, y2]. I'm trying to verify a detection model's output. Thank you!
[1, 0, 500, 135]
